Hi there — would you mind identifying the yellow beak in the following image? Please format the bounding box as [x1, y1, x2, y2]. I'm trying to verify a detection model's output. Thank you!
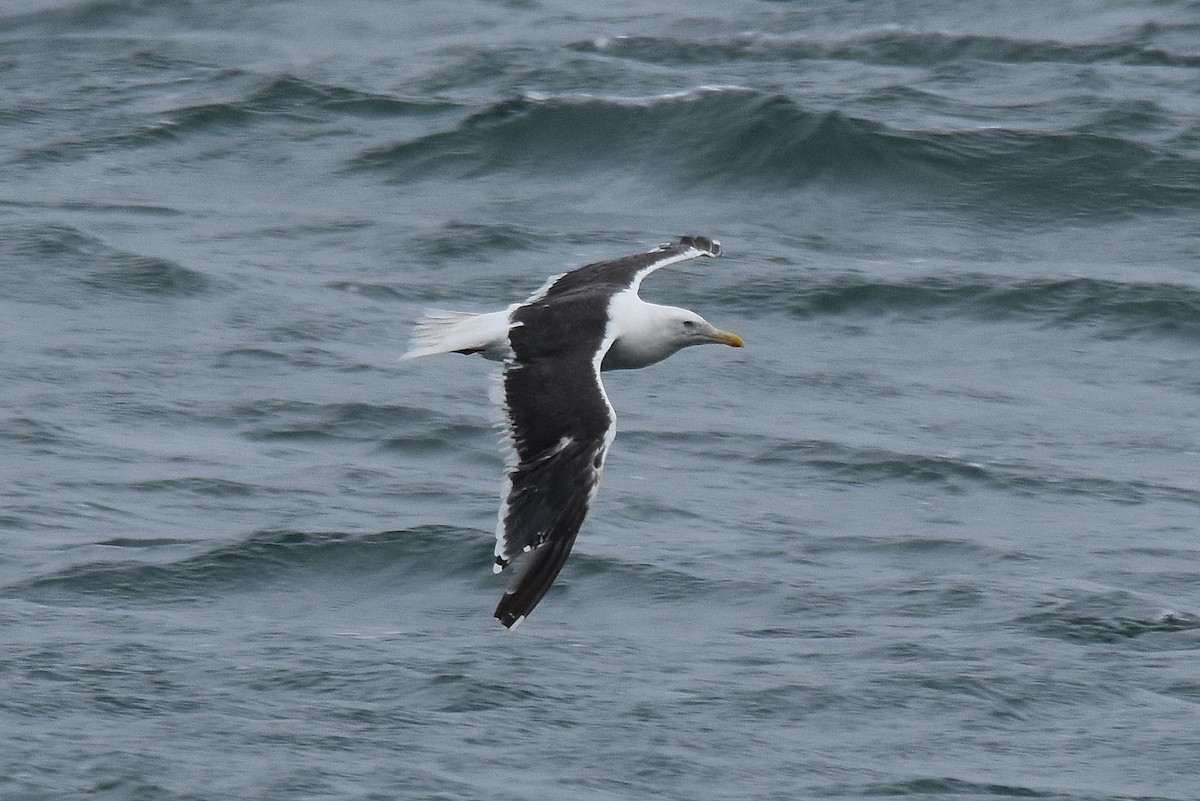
[710, 330, 745, 348]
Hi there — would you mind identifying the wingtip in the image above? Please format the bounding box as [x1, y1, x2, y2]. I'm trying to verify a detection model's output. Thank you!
[492, 536, 577, 629]
[677, 235, 721, 257]
[494, 595, 525, 628]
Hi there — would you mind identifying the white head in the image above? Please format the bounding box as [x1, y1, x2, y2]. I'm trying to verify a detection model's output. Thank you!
[603, 302, 743, 370]
[665, 306, 745, 351]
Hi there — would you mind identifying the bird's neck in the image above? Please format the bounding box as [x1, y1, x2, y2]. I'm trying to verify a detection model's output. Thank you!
[601, 297, 683, 371]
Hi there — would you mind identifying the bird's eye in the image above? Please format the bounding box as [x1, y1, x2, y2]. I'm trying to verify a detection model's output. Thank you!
[683, 320, 695, 328]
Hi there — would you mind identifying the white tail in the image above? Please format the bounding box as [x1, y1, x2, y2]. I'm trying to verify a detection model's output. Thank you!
[402, 309, 512, 361]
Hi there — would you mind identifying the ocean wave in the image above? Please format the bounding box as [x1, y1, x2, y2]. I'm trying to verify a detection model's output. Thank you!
[0, 0, 175, 30]
[223, 400, 490, 446]
[405, 220, 558, 265]
[7, 524, 745, 621]
[729, 273, 1200, 341]
[348, 87, 1200, 220]
[1015, 590, 1200, 646]
[348, 88, 918, 185]
[136, 74, 456, 135]
[2, 223, 213, 304]
[854, 776, 1053, 798]
[0, 416, 80, 449]
[747, 438, 1200, 506]
[570, 29, 1200, 69]
[10, 71, 456, 165]
[103, 477, 264, 498]
[10, 526, 488, 605]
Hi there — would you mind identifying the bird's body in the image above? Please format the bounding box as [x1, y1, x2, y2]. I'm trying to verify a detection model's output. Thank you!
[404, 236, 742, 628]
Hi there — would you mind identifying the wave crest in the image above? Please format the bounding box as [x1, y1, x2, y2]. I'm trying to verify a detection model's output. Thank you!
[12, 527, 488, 605]
[349, 87, 1200, 220]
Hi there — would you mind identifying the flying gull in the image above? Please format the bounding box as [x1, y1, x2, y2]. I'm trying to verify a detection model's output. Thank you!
[404, 235, 743, 628]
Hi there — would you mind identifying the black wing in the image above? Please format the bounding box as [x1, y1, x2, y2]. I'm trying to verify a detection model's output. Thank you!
[531, 235, 721, 304]
[492, 291, 616, 628]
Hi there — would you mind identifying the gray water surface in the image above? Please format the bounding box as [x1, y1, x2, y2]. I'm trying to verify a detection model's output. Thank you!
[3, 1, 1200, 799]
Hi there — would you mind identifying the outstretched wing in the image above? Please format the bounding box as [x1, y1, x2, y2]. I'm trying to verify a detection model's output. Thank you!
[492, 291, 617, 629]
[527, 235, 721, 305]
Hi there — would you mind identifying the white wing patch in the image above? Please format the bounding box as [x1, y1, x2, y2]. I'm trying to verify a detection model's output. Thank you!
[626, 241, 718, 296]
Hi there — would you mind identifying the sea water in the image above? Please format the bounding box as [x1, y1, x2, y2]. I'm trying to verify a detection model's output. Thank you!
[2, 1, 1199, 799]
